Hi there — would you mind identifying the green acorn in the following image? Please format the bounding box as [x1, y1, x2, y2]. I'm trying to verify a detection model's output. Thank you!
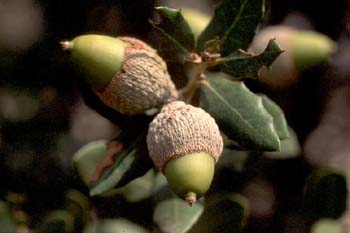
[181, 8, 210, 39]
[249, 26, 337, 89]
[61, 35, 178, 115]
[147, 101, 223, 205]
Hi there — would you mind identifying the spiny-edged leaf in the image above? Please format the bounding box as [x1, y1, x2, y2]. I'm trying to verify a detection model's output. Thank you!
[311, 219, 342, 233]
[189, 194, 248, 233]
[264, 128, 301, 159]
[198, 0, 264, 56]
[151, 6, 195, 63]
[220, 39, 283, 78]
[84, 219, 148, 233]
[199, 77, 280, 151]
[304, 168, 348, 220]
[154, 198, 204, 233]
[89, 131, 153, 196]
[259, 93, 289, 140]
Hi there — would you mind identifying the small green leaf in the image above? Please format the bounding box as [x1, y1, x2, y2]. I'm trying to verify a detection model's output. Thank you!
[199, 77, 280, 151]
[89, 132, 153, 196]
[73, 140, 108, 187]
[264, 128, 301, 159]
[151, 6, 195, 63]
[304, 168, 348, 220]
[311, 219, 341, 233]
[219, 39, 283, 78]
[198, 0, 264, 56]
[119, 170, 167, 203]
[259, 94, 289, 140]
[84, 219, 148, 233]
[153, 198, 204, 233]
[189, 194, 249, 233]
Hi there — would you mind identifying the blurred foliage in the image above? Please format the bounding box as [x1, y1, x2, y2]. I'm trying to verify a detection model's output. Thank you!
[0, 0, 349, 233]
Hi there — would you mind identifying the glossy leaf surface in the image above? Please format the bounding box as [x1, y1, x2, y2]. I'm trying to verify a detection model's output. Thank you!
[200, 77, 280, 151]
[198, 0, 264, 56]
[151, 7, 195, 63]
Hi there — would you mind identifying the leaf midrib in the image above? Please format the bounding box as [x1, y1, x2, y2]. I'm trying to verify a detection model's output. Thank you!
[221, 0, 249, 46]
[204, 81, 260, 135]
[152, 22, 190, 56]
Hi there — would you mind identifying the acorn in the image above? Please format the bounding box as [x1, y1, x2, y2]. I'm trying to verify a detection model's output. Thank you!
[147, 101, 223, 205]
[181, 8, 210, 39]
[249, 26, 337, 89]
[61, 35, 178, 115]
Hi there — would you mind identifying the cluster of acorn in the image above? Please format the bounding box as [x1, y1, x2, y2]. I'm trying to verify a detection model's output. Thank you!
[63, 35, 223, 205]
[64, 21, 336, 204]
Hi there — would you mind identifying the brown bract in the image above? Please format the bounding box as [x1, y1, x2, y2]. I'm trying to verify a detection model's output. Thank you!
[147, 101, 223, 171]
[94, 37, 178, 115]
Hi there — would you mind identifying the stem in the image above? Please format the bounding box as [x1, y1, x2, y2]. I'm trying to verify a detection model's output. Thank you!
[185, 192, 197, 206]
[60, 40, 74, 51]
[179, 51, 221, 103]
[180, 59, 207, 103]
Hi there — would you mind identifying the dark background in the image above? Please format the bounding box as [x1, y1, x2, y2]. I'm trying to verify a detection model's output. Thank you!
[0, 0, 349, 232]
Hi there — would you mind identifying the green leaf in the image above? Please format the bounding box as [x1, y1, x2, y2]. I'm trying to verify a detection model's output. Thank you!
[198, 0, 264, 56]
[89, 132, 153, 196]
[119, 170, 167, 203]
[219, 148, 251, 172]
[264, 128, 301, 159]
[304, 168, 348, 220]
[199, 77, 280, 151]
[154, 198, 204, 233]
[73, 140, 108, 187]
[84, 219, 148, 233]
[0, 201, 16, 233]
[151, 6, 195, 63]
[259, 94, 289, 140]
[189, 194, 248, 233]
[311, 219, 342, 233]
[219, 39, 283, 78]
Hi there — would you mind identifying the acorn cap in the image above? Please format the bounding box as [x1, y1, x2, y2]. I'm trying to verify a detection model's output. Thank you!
[147, 101, 223, 172]
[61, 35, 127, 90]
[93, 37, 178, 115]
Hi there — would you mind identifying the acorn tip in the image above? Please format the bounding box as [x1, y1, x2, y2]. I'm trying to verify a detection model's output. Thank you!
[185, 192, 197, 206]
[60, 41, 73, 51]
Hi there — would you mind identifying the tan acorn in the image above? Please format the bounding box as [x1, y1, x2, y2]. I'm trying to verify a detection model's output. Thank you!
[147, 101, 223, 205]
[249, 26, 336, 89]
[61, 35, 178, 115]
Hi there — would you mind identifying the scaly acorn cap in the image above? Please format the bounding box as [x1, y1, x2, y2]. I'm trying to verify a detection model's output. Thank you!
[147, 101, 223, 204]
[62, 35, 178, 115]
[249, 26, 336, 89]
